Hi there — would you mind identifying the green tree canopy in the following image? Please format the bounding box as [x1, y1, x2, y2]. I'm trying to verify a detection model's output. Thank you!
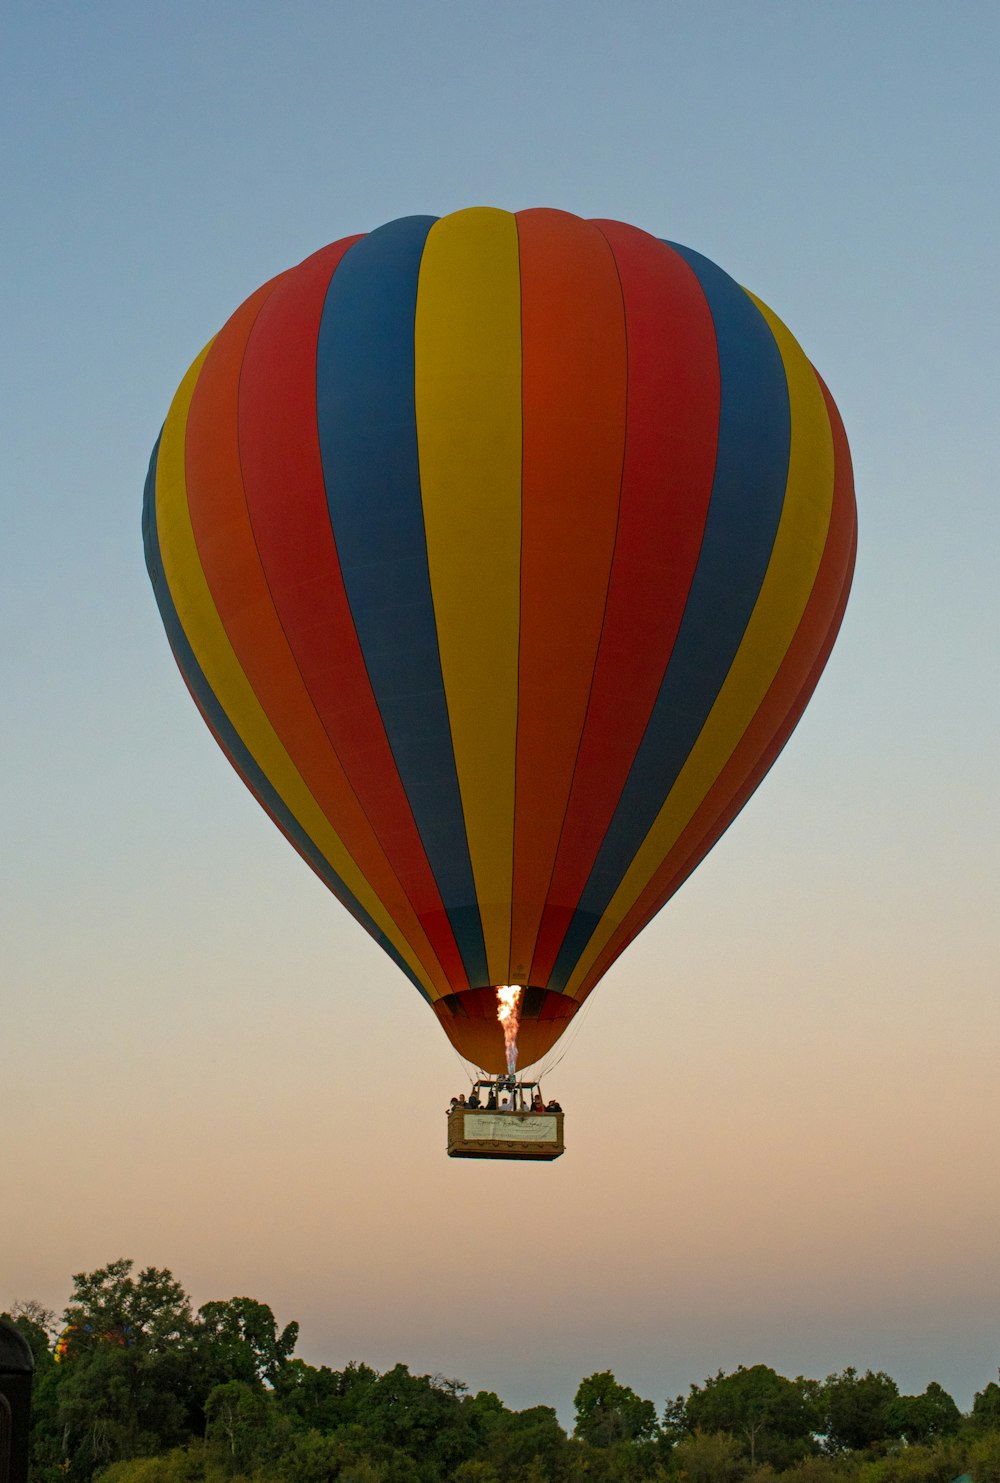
[55, 1261, 200, 1477]
[271, 1357, 379, 1434]
[820, 1368, 901, 1454]
[204, 1379, 291, 1474]
[63, 1260, 194, 1351]
[888, 1381, 961, 1445]
[18, 1251, 1000, 1483]
[46, 1259, 308, 1481]
[855, 1437, 965, 1483]
[195, 1297, 299, 1389]
[670, 1428, 747, 1483]
[349, 1363, 477, 1479]
[682, 1364, 819, 1467]
[972, 1377, 1000, 1433]
[475, 1400, 569, 1478]
[573, 1370, 659, 1448]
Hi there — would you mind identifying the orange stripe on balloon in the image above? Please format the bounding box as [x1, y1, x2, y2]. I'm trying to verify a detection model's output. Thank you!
[507, 209, 628, 985]
[572, 372, 856, 1001]
[184, 253, 454, 999]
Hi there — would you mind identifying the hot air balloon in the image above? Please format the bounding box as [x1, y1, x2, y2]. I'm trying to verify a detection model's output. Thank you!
[144, 207, 856, 1085]
[54, 1323, 132, 1362]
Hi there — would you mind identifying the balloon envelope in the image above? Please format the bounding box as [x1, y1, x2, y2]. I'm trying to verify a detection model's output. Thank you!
[144, 208, 856, 1073]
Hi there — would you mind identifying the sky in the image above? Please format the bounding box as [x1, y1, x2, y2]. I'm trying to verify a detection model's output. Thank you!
[3, 0, 999, 1426]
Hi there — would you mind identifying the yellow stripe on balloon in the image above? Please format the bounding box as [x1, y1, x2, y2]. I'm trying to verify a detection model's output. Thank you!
[414, 208, 523, 985]
[155, 344, 439, 999]
[564, 294, 836, 997]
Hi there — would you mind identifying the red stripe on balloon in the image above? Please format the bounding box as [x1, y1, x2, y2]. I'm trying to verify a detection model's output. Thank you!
[508, 209, 628, 983]
[235, 239, 470, 993]
[529, 225, 721, 986]
[572, 373, 857, 1000]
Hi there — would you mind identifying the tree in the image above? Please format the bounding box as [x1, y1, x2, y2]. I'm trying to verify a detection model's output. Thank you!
[352, 1363, 477, 1478]
[55, 1259, 200, 1477]
[775, 1459, 855, 1483]
[662, 1393, 689, 1444]
[452, 1464, 501, 1483]
[820, 1368, 900, 1454]
[273, 1429, 348, 1483]
[855, 1438, 965, 1483]
[971, 1375, 1000, 1432]
[6, 1298, 58, 1340]
[272, 1357, 379, 1433]
[682, 1365, 819, 1468]
[63, 1260, 194, 1350]
[573, 1371, 658, 1447]
[274, 1425, 422, 1483]
[670, 1429, 748, 1483]
[475, 1401, 570, 1480]
[888, 1382, 960, 1445]
[204, 1379, 290, 1474]
[196, 1296, 299, 1388]
[968, 1429, 1000, 1483]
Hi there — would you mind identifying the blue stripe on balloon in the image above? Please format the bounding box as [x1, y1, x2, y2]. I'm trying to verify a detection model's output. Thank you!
[315, 216, 490, 989]
[548, 243, 792, 990]
[141, 436, 433, 1004]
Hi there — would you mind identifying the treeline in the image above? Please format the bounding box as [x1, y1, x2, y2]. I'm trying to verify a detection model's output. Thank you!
[6, 1259, 1000, 1483]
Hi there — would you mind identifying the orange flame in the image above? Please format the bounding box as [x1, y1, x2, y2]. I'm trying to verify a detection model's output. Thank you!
[496, 985, 523, 1074]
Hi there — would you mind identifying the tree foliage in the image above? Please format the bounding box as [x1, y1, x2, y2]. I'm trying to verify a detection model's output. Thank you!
[574, 1370, 658, 1447]
[972, 1378, 1000, 1433]
[196, 1300, 298, 1391]
[670, 1428, 747, 1482]
[681, 1365, 818, 1467]
[888, 1382, 961, 1446]
[821, 1369, 901, 1454]
[7, 1256, 999, 1483]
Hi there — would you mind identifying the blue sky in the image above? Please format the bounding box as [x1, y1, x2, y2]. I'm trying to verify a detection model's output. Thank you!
[3, 0, 999, 1421]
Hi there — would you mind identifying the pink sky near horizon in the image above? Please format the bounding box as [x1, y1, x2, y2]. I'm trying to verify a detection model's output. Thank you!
[7, 726, 999, 1417]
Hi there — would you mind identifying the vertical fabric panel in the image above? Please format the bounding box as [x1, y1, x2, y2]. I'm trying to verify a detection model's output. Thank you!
[548, 244, 792, 991]
[184, 267, 453, 998]
[315, 216, 487, 988]
[414, 207, 523, 985]
[154, 343, 436, 996]
[573, 373, 856, 1001]
[564, 288, 836, 997]
[508, 208, 627, 984]
[528, 228, 721, 986]
[237, 238, 466, 998]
